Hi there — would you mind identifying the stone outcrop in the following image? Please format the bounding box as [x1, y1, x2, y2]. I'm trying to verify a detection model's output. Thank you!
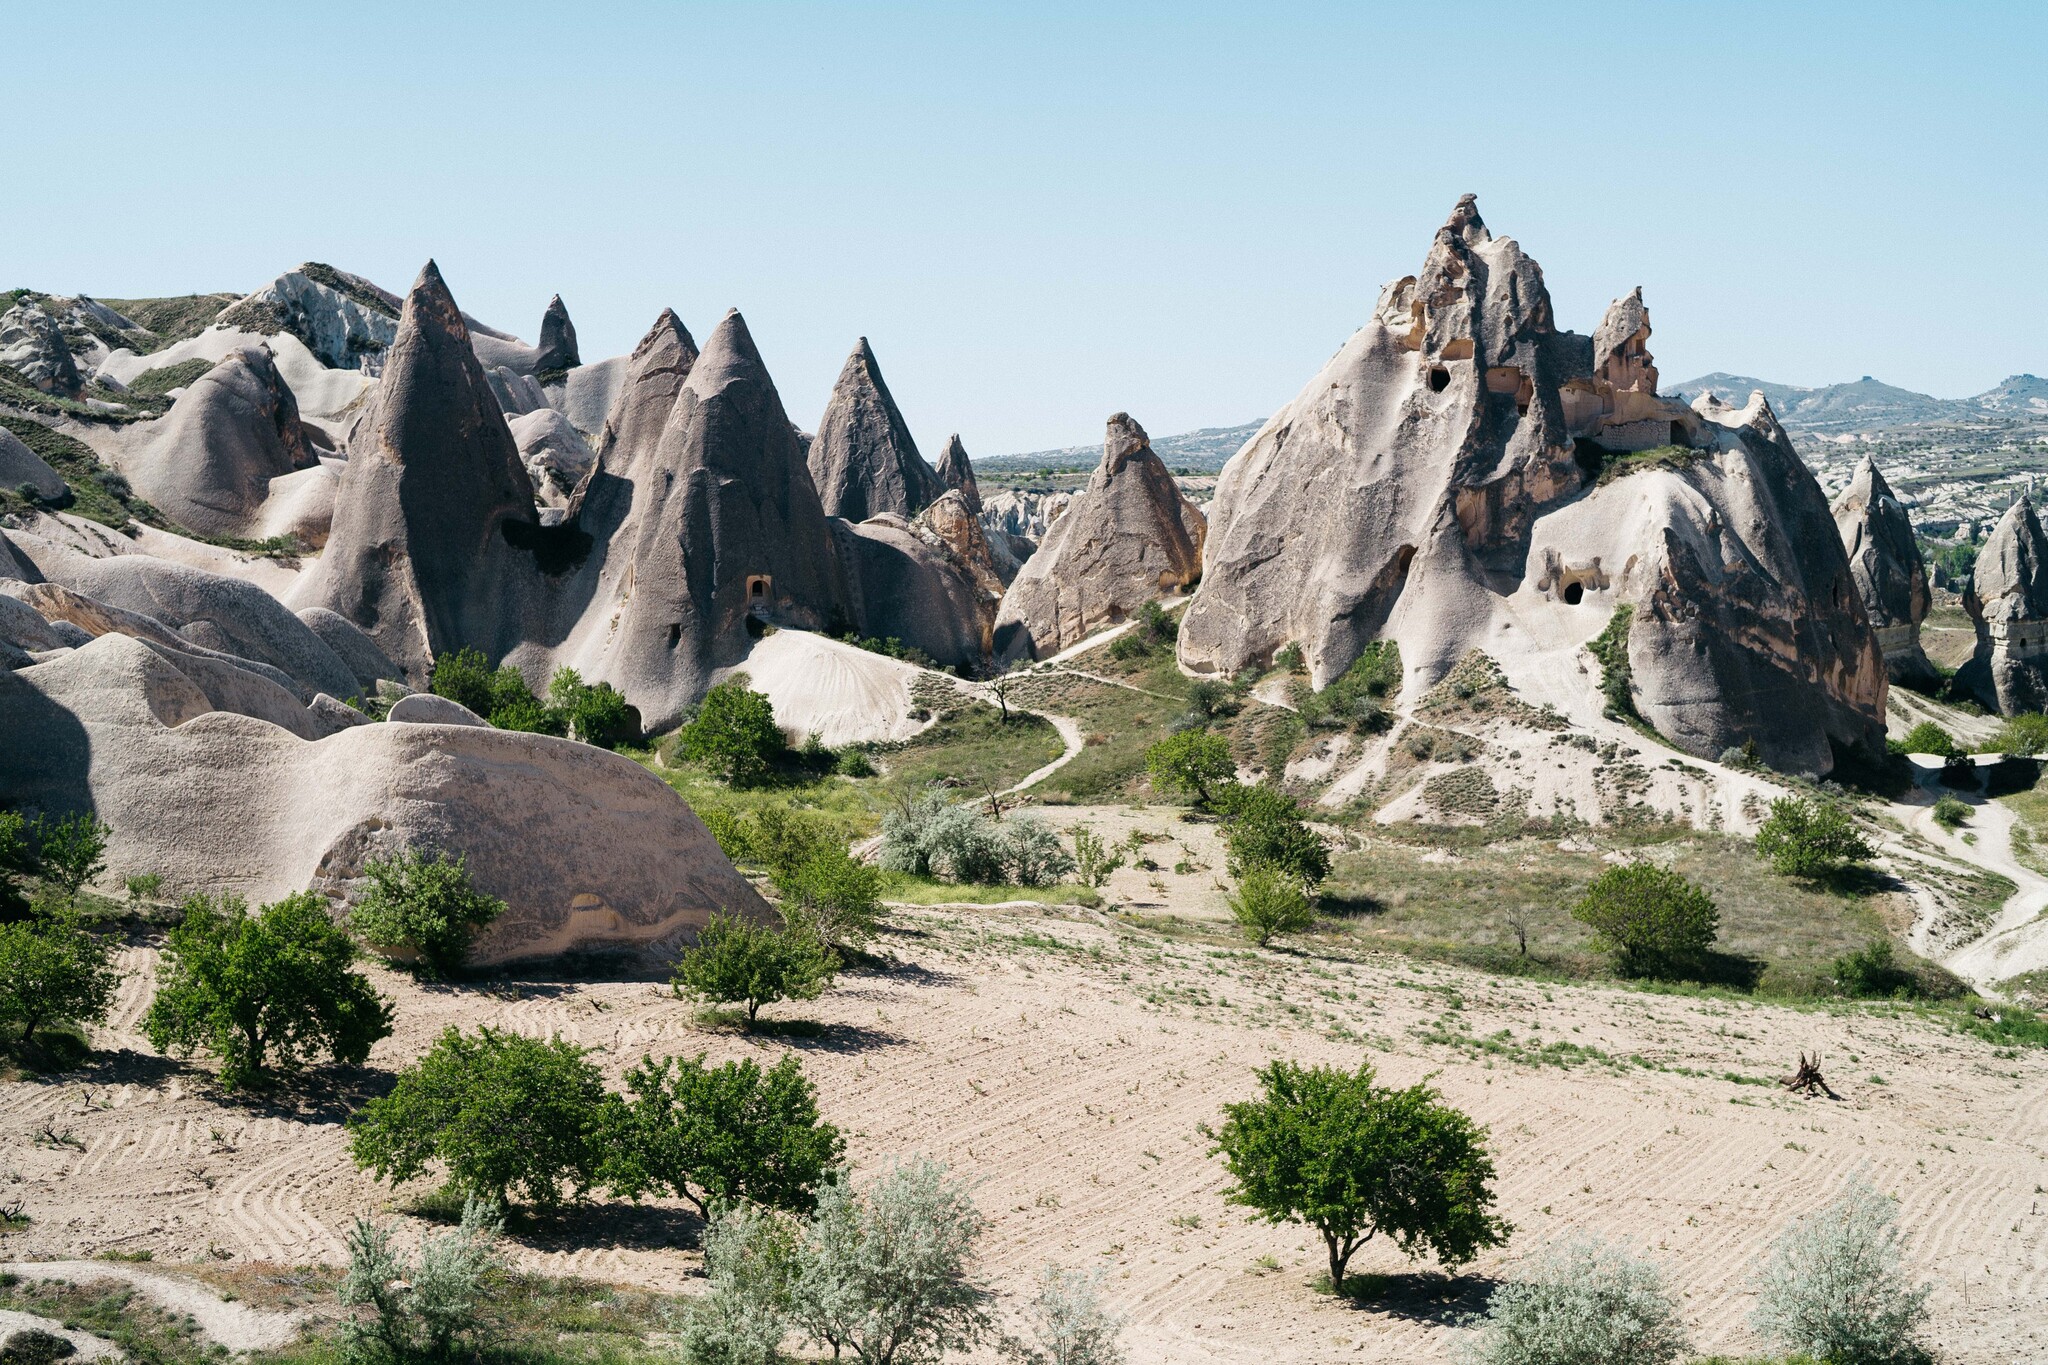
[508, 408, 594, 508]
[833, 515, 991, 664]
[300, 261, 546, 683]
[125, 346, 318, 540]
[218, 265, 402, 372]
[0, 302, 82, 394]
[0, 428, 66, 502]
[1832, 457, 1939, 689]
[916, 490, 1006, 604]
[535, 294, 580, 373]
[1178, 196, 1884, 774]
[936, 433, 982, 513]
[1959, 497, 2048, 714]
[994, 414, 1206, 659]
[806, 338, 946, 522]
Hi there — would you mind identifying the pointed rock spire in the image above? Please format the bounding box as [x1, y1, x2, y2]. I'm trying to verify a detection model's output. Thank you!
[593, 308, 700, 482]
[806, 337, 947, 522]
[1832, 456, 1936, 688]
[1593, 286, 1657, 393]
[1961, 495, 2048, 712]
[535, 293, 580, 373]
[935, 433, 981, 513]
[307, 260, 540, 680]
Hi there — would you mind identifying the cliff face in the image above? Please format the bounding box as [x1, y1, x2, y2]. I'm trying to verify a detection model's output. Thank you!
[1833, 457, 1938, 688]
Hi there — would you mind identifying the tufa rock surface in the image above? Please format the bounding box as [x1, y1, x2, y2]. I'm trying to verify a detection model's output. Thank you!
[535, 294, 581, 373]
[994, 413, 1205, 660]
[1959, 497, 2048, 714]
[1832, 456, 1939, 689]
[0, 302, 83, 395]
[0, 428, 67, 502]
[935, 433, 982, 513]
[508, 408, 595, 508]
[125, 345, 318, 540]
[806, 338, 947, 522]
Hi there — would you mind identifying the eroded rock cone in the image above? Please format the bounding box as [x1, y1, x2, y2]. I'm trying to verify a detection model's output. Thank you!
[1960, 496, 2048, 713]
[936, 433, 982, 513]
[0, 302, 81, 395]
[994, 413, 1205, 660]
[807, 337, 946, 522]
[1833, 457, 1938, 689]
[127, 345, 317, 539]
[535, 293, 580, 373]
[304, 261, 543, 682]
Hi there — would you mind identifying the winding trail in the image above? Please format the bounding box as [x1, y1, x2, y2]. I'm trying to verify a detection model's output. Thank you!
[0, 1261, 307, 1352]
[1886, 758, 2048, 990]
[1004, 713, 1085, 794]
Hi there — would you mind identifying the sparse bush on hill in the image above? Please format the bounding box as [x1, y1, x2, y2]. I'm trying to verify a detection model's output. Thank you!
[1107, 599, 1179, 662]
[1454, 1235, 1690, 1365]
[348, 1026, 613, 1212]
[1751, 1177, 1932, 1365]
[0, 897, 119, 1058]
[1755, 795, 1872, 880]
[341, 1194, 503, 1363]
[1833, 939, 1924, 999]
[678, 675, 788, 787]
[671, 911, 836, 1026]
[146, 890, 393, 1089]
[1986, 711, 2048, 756]
[1294, 640, 1400, 733]
[1586, 605, 1636, 721]
[1214, 783, 1331, 891]
[1208, 1058, 1507, 1288]
[1570, 862, 1719, 977]
[348, 848, 506, 978]
[1227, 867, 1315, 947]
[1145, 730, 1236, 807]
[1931, 794, 1970, 829]
[1893, 721, 1960, 759]
[1015, 1265, 1127, 1365]
[677, 1200, 798, 1365]
[1070, 825, 1126, 889]
[879, 788, 1073, 887]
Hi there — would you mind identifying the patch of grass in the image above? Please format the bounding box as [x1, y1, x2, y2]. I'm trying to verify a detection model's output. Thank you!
[96, 293, 239, 348]
[879, 697, 1066, 800]
[125, 357, 213, 399]
[1010, 653, 1197, 800]
[1591, 442, 1708, 487]
[877, 869, 1102, 907]
[641, 753, 881, 839]
[0, 1279, 213, 1365]
[0, 413, 162, 527]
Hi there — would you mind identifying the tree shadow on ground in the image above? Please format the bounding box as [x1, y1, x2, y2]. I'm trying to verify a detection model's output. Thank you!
[29, 1044, 182, 1089]
[1326, 1269, 1498, 1325]
[1315, 888, 1386, 918]
[511, 1200, 705, 1254]
[216, 1062, 395, 1124]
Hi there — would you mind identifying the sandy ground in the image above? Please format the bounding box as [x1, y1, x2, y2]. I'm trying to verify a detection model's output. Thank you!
[7, 897, 2045, 1363]
[0, 1261, 306, 1350]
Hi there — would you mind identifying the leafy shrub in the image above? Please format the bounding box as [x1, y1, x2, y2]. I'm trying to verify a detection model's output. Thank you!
[1145, 731, 1236, 807]
[1755, 795, 1873, 879]
[879, 789, 1071, 885]
[547, 666, 635, 748]
[695, 802, 753, 862]
[1454, 1235, 1690, 1365]
[836, 747, 877, 778]
[348, 849, 506, 977]
[1214, 783, 1331, 890]
[1296, 640, 1401, 732]
[0, 900, 120, 1054]
[428, 647, 495, 716]
[1893, 721, 1960, 758]
[340, 1195, 502, 1363]
[145, 891, 393, 1089]
[1228, 867, 1315, 947]
[775, 845, 885, 950]
[1833, 939, 1922, 999]
[677, 1200, 798, 1365]
[28, 811, 109, 893]
[348, 1026, 613, 1211]
[1070, 825, 1126, 889]
[1750, 1177, 1931, 1365]
[1570, 863, 1719, 976]
[1273, 642, 1304, 675]
[1001, 818, 1076, 886]
[1987, 711, 2048, 756]
[671, 912, 835, 1025]
[1016, 1265, 1126, 1365]
[1208, 1058, 1508, 1286]
[678, 676, 787, 787]
[606, 1052, 844, 1217]
[428, 648, 570, 735]
[1586, 606, 1636, 720]
[1931, 794, 1969, 829]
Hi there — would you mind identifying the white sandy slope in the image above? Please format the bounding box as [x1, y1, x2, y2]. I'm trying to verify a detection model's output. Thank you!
[96, 326, 373, 430]
[711, 629, 934, 747]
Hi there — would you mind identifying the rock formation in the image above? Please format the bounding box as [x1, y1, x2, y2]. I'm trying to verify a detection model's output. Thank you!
[806, 338, 946, 522]
[994, 414, 1206, 659]
[0, 428, 66, 502]
[124, 346, 319, 540]
[0, 301, 82, 394]
[1832, 457, 1939, 688]
[1959, 497, 2048, 713]
[833, 516, 992, 663]
[218, 265, 402, 371]
[1178, 196, 1884, 774]
[509, 408, 594, 508]
[535, 294, 580, 373]
[936, 433, 982, 513]
[300, 261, 546, 683]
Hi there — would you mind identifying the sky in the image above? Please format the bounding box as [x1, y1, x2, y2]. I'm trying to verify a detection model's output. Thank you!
[6, 1, 2045, 454]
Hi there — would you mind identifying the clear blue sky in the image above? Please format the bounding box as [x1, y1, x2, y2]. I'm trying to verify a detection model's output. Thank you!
[8, 2, 2044, 453]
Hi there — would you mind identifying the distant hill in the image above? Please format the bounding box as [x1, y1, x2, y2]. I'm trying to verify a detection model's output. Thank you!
[1667, 372, 2048, 431]
[986, 421, 1265, 473]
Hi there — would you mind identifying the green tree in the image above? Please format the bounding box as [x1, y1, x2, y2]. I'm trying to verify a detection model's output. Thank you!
[30, 812, 110, 894]
[1145, 731, 1236, 807]
[0, 901, 120, 1054]
[1894, 721, 1960, 759]
[0, 812, 30, 915]
[548, 667, 635, 748]
[348, 1026, 614, 1212]
[679, 677, 787, 787]
[485, 664, 565, 735]
[145, 891, 393, 1089]
[1208, 1059, 1508, 1288]
[1570, 863, 1719, 976]
[1215, 783, 1331, 890]
[671, 912, 836, 1025]
[1755, 795, 1873, 879]
[606, 1052, 844, 1218]
[1228, 867, 1316, 947]
[774, 846, 884, 951]
[348, 849, 506, 978]
[428, 647, 495, 716]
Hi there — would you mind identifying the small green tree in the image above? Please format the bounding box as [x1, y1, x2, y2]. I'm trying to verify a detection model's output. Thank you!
[428, 647, 496, 716]
[0, 902, 120, 1054]
[1751, 1177, 1931, 1365]
[671, 912, 835, 1025]
[0, 812, 30, 914]
[1215, 783, 1331, 890]
[1755, 795, 1873, 879]
[1931, 795, 1969, 829]
[679, 676, 787, 787]
[774, 846, 884, 951]
[1228, 867, 1316, 947]
[30, 812, 110, 894]
[1069, 825, 1126, 889]
[348, 849, 506, 977]
[606, 1052, 844, 1218]
[1145, 731, 1236, 807]
[1988, 712, 2048, 757]
[1208, 1059, 1508, 1288]
[145, 891, 393, 1089]
[548, 667, 635, 748]
[340, 1195, 503, 1363]
[1894, 721, 1960, 759]
[484, 665, 564, 735]
[1455, 1235, 1691, 1365]
[1570, 863, 1719, 976]
[347, 1026, 614, 1212]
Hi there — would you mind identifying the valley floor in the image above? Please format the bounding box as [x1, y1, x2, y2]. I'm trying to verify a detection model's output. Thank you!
[9, 889, 2045, 1362]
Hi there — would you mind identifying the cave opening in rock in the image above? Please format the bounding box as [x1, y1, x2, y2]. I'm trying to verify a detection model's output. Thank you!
[1428, 366, 1451, 393]
[1563, 581, 1584, 605]
[1670, 420, 1686, 445]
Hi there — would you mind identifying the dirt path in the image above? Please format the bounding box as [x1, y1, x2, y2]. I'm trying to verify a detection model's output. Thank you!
[1005, 713, 1085, 794]
[0, 1309, 120, 1360]
[1891, 762, 2048, 988]
[0, 1261, 307, 1351]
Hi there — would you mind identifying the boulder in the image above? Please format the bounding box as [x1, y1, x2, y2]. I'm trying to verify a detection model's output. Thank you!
[0, 428, 67, 502]
[1832, 457, 1939, 688]
[0, 302, 82, 394]
[995, 413, 1205, 659]
[806, 337, 946, 522]
[1178, 195, 1884, 774]
[935, 432, 982, 513]
[509, 408, 594, 507]
[123, 345, 318, 540]
[535, 294, 580, 373]
[833, 514, 991, 664]
[1960, 497, 2048, 713]
[0, 633, 768, 964]
[388, 691, 489, 726]
[0, 528, 44, 584]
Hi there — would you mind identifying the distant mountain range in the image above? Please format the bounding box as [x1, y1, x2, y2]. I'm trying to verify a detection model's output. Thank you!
[984, 421, 1265, 472]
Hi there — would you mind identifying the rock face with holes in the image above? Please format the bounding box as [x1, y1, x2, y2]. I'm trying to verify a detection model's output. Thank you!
[994, 413, 1205, 659]
[1179, 195, 1885, 774]
[1959, 497, 2048, 714]
[1832, 456, 1939, 689]
[807, 337, 947, 522]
